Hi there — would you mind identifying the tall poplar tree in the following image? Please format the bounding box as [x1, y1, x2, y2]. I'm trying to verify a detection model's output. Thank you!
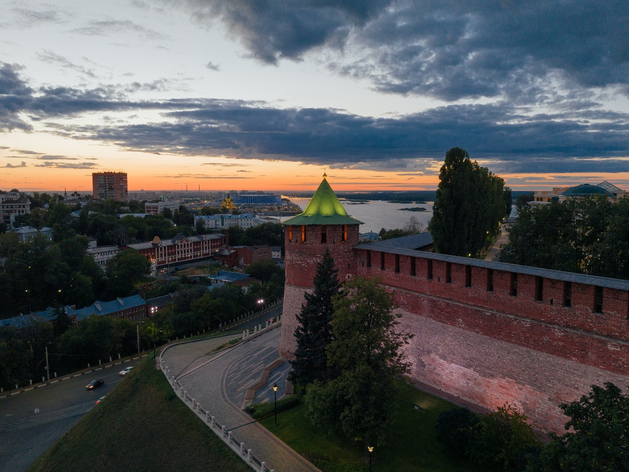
[429, 147, 507, 257]
[288, 248, 340, 388]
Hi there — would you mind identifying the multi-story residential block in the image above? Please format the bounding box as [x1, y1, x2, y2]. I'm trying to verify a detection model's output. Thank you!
[194, 213, 261, 230]
[144, 200, 180, 215]
[0, 191, 30, 228]
[92, 172, 128, 201]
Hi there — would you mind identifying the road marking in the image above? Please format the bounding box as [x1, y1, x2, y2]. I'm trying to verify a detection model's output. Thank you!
[62, 377, 70, 380]
[73, 374, 81, 377]
[10, 392, 20, 396]
[25, 388, 33, 391]
[51, 380, 58, 383]
[95, 368, 102, 371]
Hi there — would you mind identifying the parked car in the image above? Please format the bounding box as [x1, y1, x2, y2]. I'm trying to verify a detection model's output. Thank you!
[86, 379, 104, 390]
[119, 366, 133, 376]
[96, 396, 106, 404]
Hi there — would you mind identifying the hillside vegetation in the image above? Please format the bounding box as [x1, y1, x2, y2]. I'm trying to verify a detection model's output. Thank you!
[28, 357, 249, 472]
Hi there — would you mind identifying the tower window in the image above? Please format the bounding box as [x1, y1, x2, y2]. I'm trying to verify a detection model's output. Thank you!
[321, 228, 327, 244]
[381, 252, 385, 271]
[427, 259, 433, 280]
[410, 257, 416, 277]
[367, 251, 371, 268]
[465, 265, 472, 288]
[288, 227, 292, 242]
[445, 262, 452, 284]
[395, 254, 400, 273]
[342, 225, 348, 242]
[487, 269, 494, 292]
[301, 226, 306, 243]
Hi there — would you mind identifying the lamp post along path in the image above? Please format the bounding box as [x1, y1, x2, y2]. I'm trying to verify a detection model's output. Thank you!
[273, 383, 278, 426]
[257, 298, 264, 328]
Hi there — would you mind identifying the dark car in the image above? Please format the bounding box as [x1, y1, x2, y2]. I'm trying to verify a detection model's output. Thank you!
[86, 379, 104, 390]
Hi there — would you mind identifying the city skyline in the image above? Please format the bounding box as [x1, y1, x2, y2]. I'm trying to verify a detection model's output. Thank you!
[1, 1, 628, 193]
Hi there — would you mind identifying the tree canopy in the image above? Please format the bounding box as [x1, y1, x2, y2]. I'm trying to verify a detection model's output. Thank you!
[305, 276, 413, 446]
[429, 147, 508, 257]
[529, 382, 629, 471]
[500, 196, 629, 279]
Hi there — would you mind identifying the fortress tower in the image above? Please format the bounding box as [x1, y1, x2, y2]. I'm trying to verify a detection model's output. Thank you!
[279, 175, 629, 433]
[279, 174, 362, 359]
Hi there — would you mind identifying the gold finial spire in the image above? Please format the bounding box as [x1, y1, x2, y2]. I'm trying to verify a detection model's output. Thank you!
[323, 170, 327, 179]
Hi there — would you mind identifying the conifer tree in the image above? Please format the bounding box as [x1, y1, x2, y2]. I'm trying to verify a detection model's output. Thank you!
[288, 248, 340, 388]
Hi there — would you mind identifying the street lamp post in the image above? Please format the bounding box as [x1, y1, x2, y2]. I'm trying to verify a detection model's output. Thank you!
[213, 315, 222, 332]
[273, 383, 278, 426]
[368, 445, 374, 472]
[257, 298, 264, 328]
[136, 324, 140, 358]
[45, 344, 50, 382]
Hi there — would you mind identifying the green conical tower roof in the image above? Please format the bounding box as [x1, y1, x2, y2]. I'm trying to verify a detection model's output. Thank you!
[283, 174, 363, 226]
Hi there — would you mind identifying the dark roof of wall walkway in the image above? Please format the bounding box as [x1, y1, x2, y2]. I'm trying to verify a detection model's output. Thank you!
[355, 243, 629, 291]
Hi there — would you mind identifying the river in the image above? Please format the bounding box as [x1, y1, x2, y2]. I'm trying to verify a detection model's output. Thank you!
[285, 198, 433, 235]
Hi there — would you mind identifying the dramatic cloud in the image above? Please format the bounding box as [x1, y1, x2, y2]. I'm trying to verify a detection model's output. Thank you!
[1, 61, 628, 175]
[182, 0, 392, 64]
[5, 161, 26, 168]
[181, 0, 629, 102]
[58, 101, 629, 173]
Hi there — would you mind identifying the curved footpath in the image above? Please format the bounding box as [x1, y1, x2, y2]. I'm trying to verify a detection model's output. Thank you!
[161, 326, 320, 472]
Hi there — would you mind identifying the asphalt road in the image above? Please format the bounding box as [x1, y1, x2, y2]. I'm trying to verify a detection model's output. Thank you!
[0, 359, 138, 472]
[166, 325, 319, 472]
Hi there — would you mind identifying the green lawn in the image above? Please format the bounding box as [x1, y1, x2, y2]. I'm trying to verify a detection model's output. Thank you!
[258, 382, 481, 472]
[28, 357, 250, 472]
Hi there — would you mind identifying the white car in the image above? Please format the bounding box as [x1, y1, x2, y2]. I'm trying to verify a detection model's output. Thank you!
[119, 366, 133, 376]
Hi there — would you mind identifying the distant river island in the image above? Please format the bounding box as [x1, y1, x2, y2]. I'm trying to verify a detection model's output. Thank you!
[399, 207, 428, 212]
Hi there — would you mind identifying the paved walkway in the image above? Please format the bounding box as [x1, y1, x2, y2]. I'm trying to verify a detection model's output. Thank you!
[161, 327, 319, 472]
[485, 223, 510, 261]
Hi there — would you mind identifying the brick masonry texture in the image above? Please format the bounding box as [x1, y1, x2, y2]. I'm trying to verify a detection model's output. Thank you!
[280, 228, 629, 432]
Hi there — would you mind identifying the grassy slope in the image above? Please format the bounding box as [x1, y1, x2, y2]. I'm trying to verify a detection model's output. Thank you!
[28, 357, 250, 472]
[258, 382, 481, 472]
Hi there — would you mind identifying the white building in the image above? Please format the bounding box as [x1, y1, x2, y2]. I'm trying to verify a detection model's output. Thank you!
[194, 213, 262, 230]
[86, 245, 121, 270]
[0, 192, 30, 228]
[145, 201, 180, 215]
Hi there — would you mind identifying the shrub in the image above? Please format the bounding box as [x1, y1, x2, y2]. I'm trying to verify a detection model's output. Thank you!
[435, 407, 480, 458]
[467, 404, 541, 471]
[247, 395, 302, 419]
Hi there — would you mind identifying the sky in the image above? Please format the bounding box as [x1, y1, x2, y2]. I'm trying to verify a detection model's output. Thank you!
[1, 0, 628, 193]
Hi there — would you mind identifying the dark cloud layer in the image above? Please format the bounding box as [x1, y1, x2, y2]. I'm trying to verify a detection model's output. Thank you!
[183, 0, 392, 64]
[1, 62, 628, 174]
[181, 0, 629, 102]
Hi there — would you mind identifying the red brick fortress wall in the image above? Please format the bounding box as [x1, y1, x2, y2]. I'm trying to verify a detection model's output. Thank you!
[398, 309, 629, 434]
[354, 246, 629, 432]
